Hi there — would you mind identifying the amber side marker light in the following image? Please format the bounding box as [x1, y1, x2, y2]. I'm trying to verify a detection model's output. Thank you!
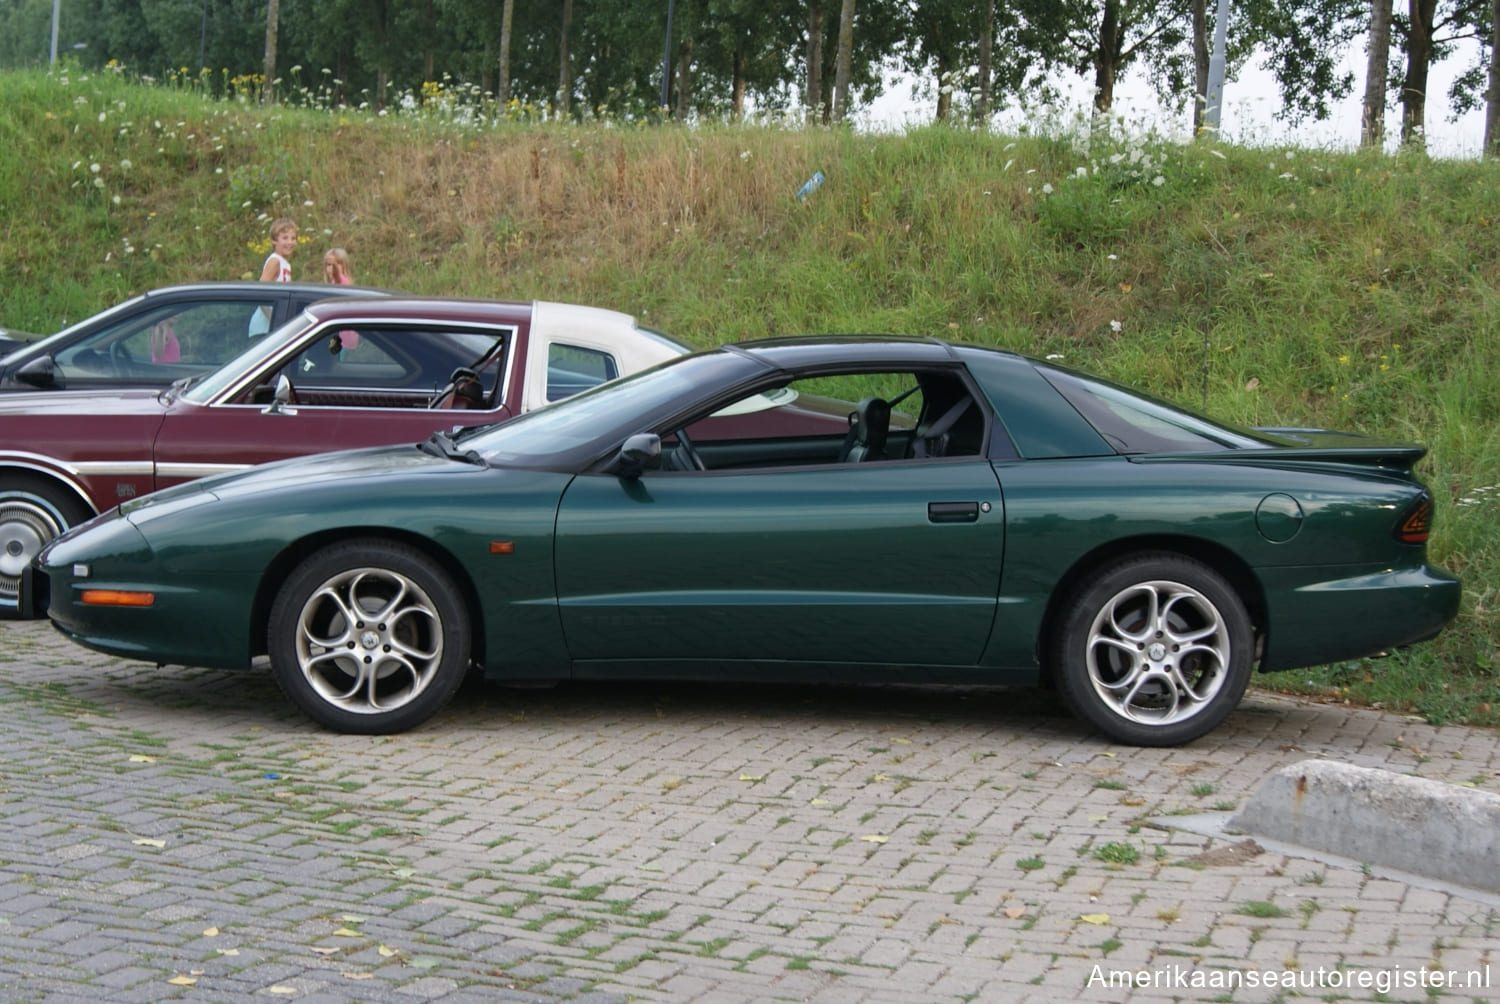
[490, 541, 515, 554]
[80, 589, 156, 607]
[1397, 497, 1433, 544]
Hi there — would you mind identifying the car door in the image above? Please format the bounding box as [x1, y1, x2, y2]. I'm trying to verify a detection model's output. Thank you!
[553, 457, 1006, 668]
[149, 323, 515, 489]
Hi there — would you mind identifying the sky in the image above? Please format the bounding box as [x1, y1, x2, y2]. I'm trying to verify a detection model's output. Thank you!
[859, 38, 1487, 159]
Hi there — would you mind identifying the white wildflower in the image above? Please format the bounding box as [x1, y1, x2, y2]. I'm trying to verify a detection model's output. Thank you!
[1109, 320, 1122, 333]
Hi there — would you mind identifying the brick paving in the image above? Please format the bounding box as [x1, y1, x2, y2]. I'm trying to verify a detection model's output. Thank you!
[0, 618, 1495, 1002]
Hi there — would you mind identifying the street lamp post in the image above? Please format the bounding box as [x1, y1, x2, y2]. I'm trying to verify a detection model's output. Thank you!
[659, 0, 675, 112]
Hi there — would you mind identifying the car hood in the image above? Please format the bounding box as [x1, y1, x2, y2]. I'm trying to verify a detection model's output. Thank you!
[0, 387, 166, 417]
[129, 440, 482, 513]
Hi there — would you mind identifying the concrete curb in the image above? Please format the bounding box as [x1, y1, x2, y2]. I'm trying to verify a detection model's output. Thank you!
[1228, 759, 1500, 893]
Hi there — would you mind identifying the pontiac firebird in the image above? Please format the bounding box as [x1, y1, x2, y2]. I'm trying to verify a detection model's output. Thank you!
[24, 337, 1460, 746]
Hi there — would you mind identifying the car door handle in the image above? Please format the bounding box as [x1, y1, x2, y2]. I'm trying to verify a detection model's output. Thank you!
[928, 501, 980, 523]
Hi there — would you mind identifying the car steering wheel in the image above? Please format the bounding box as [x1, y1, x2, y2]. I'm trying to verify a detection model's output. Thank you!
[109, 341, 134, 376]
[674, 428, 706, 471]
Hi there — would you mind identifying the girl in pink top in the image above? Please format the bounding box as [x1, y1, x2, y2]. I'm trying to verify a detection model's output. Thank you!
[323, 247, 354, 284]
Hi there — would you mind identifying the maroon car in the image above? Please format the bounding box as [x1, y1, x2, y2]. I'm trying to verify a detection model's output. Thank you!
[0, 297, 689, 612]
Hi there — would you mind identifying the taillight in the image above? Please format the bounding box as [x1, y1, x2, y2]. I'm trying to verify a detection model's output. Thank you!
[1395, 495, 1432, 544]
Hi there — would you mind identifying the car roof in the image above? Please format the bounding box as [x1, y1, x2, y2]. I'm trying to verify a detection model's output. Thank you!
[301, 296, 538, 326]
[136, 280, 395, 298]
[727, 335, 1018, 370]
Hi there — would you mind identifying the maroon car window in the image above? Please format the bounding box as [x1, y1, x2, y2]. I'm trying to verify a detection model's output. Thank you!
[277, 326, 507, 407]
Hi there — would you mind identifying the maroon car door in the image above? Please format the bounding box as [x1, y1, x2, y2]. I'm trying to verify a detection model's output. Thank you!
[149, 323, 516, 492]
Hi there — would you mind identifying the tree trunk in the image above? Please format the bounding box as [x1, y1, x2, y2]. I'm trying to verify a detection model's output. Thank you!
[1192, 0, 1208, 133]
[498, 0, 514, 105]
[423, 0, 435, 83]
[935, 58, 954, 122]
[805, 1, 824, 124]
[975, 0, 993, 125]
[1400, 0, 1435, 147]
[557, 0, 573, 115]
[833, 0, 856, 123]
[732, 48, 746, 120]
[1486, 0, 1500, 155]
[260, 0, 279, 105]
[676, 35, 693, 119]
[1093, 0, 1121, 113]
[1362, 0, 1392, 147]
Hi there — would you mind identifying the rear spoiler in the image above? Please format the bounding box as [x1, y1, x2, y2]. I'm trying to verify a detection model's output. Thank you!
[1134, 444, 1429, 477]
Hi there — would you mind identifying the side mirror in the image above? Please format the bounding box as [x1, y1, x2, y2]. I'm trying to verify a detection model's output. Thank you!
[615, 433, 661, 478]
[261, 373, 298, 416]
[15, 355, 59, 389]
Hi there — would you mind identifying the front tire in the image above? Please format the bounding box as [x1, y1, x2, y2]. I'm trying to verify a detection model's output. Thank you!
[1, 478, 89, 615]
[1052, 553, 1253, 747]
[268, 540, 470, 734]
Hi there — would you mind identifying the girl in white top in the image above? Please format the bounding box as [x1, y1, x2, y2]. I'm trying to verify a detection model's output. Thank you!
[259, 218, 297, 281]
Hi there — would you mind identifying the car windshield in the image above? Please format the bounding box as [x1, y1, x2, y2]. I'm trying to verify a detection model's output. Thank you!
[462, 351, 750, 465]
[181, 311, 314, 403]
[17, 293, 150, 355]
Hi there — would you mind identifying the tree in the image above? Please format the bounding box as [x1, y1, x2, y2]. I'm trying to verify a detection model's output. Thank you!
[976, 0, 994, 124]
[805, 0, 825, 119]
[832, 0, 855, 121]
[498, 0, 514, 103]
[1364, 0, 1394, 145]
[899, 0, 975, 123]
[1393, 0, 1488, 146]
[557, 0, 572, 114]
[261, 0, 278, 103]
[1192, 0, 1209, 132]
[1488, 0, 1500, 153]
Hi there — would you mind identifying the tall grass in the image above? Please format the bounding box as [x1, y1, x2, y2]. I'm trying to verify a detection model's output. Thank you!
[1, 65, 1497, 725]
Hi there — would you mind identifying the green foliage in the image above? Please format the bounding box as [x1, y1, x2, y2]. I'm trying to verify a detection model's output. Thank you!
[1, 68, 1497, 729]
[1093, 842, 1140, 866]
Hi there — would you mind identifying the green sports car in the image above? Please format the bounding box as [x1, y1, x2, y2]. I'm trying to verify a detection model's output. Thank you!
[23, 337, 1460, 746]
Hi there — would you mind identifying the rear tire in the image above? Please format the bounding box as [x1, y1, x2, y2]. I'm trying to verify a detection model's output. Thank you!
[267, 539, 470, 733]
[0, 478, 90, 615]
[1051, 553, 1253, 747]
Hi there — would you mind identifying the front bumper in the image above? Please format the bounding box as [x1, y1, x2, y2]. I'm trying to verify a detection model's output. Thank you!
[12, 564, 48, 620]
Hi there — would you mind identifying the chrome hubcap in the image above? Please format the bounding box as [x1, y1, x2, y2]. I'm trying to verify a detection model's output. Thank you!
[0, 497, 66, 602]
[1085, 579, 1231, 727]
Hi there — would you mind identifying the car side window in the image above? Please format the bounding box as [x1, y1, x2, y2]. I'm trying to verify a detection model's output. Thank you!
[279, 326, 506, 409]
[666, 369, 984, 472]
[546, 343, 619, 402]
[54, 299, 278, 381]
